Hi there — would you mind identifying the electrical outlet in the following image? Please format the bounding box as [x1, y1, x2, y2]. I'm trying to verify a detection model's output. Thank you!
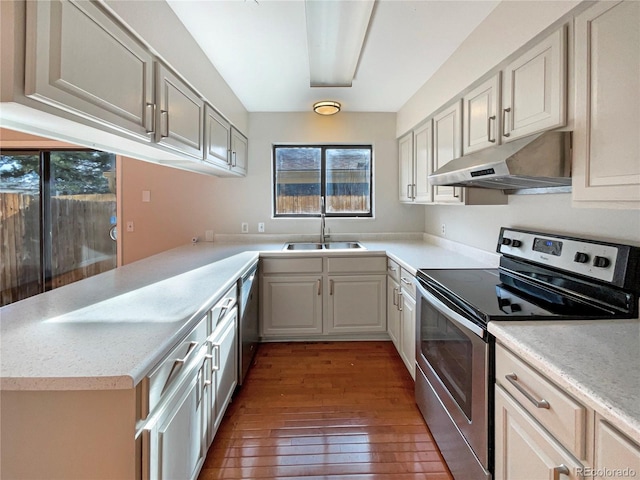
[241, 222, 249, 233]
[126, 221, 134, 232]
[441, 223, 446, 236]
[258, 222, 265, 233]
[205, 230, 214, 242]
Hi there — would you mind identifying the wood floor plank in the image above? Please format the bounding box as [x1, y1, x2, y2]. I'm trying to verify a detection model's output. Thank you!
[198, 341, 452, 480]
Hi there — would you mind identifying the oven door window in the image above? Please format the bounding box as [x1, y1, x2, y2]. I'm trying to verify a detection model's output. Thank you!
[420, 299, 473, 420]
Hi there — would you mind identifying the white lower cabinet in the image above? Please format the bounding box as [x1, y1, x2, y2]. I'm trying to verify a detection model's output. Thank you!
[260, 255, 387, 339]
[261, 275, 323, 336]
[144, 356, 207, 480]
[386, 259, 416, 379]
[398, 287, 416, 379]
[594, 416, 640, 479]
[495, 385, 583, 480]
[327, 275, 386, 334]
[495, 342, 640, 480]
[207, 307, 238, 443]
[387, 276, 401, 349]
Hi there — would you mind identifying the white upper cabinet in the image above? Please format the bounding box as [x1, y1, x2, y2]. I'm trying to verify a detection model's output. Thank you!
[433, 100, 463, 204]
[413, 121, 434, 203]
[204, 105, 232, 170]
[501, 26, 567, 142]
[25, 0, 154, 141]
[463, 73, 501, 154]
[230, 127, 248, 176]
[399, 123, 433, 204]
[155, 63, 205, 159]
[398, 131, 414, 203]
[573, 0, 640, 207]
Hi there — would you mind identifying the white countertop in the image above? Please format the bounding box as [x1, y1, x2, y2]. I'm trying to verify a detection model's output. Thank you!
[0, 237, 492, 391]
[489, 320, 640, 443]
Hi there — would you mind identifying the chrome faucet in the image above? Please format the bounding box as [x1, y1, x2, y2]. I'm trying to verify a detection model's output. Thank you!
[320, 213, 327, 243]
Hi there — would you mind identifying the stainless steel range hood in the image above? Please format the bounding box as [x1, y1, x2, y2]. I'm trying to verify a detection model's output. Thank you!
[429, 131, 572, 194]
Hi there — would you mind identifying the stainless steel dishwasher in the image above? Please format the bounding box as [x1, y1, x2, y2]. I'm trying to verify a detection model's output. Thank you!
[238, 261, 259, 385]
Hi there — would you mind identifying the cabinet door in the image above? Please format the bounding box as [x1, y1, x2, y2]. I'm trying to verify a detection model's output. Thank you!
[208, 309, 238, 442]
[502, 26, 566, 142]
[261, 275, 323, 336]
[573, 0, 640, 206]
[463, 73, 501, 154]
[230, 127, 248, 176]
[204, 105, 231, 170]
[399, 291, 416, 379]
[433, 100, 464, 204]
[398, 131, 414, 202]
[494, 386, 583, 480]
[25, 0, 154, 141]
[413, 121, 433, 203]
[387, 277, 401, 350]
[156, 63, 205, 159]
[327, 275, 386, 334]
[594, 416, 640, 479]
[146, 357, 207, 480]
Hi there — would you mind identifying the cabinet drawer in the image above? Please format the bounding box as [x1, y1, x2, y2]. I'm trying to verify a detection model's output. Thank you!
[326, 256, 386, 273]
[387, 258, 401, 282]
[399, 268, 416, 299]
[261, 257, 322, 274]
[210, 284, 237, 332]
[495, 343, 588, 460]
[144, 316, 208, 418]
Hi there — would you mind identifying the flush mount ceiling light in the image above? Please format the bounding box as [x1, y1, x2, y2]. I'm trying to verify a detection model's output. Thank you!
[305, 0, 375, 87]
[313, 101, 341, 115]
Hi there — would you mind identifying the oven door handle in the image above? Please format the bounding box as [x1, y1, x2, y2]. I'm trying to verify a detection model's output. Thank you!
[416, 281, 486, 339]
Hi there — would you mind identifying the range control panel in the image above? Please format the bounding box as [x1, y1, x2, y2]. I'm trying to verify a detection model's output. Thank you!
[497, 228, 621, 283]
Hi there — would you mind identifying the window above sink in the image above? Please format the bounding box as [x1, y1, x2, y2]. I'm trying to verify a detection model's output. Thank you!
[273, 145, 373, 218]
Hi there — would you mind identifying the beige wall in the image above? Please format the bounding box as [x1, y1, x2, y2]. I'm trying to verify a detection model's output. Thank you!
[119, 158, 218, 264]
[207, 112, 425, 237]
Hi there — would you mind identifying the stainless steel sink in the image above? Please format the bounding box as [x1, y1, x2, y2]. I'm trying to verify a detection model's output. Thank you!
[284, 242, 324, 250]
[323, 242, 364, 249]
[283, 242, 365, 251]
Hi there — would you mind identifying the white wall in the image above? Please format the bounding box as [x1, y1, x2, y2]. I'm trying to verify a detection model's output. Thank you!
[103, 0, 248, 132]
[209, 112, 425, 237]
[424, 195, 640, 252]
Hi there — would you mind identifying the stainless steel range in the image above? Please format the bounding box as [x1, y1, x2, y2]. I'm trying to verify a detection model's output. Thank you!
[414, 227, 640, 479]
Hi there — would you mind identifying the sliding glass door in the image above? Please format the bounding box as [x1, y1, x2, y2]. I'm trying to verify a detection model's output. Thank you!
[0, 150, 117, 306]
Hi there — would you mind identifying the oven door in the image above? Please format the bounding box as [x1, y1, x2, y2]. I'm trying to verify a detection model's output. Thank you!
[415, 279, 491, 479]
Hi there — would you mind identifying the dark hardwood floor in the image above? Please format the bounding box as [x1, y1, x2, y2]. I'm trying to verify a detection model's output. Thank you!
[198, 341, 453, 479]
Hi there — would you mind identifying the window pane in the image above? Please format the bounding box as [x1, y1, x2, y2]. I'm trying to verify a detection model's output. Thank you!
[49, 151, 116, 290]
[275, 147, 321, 215]
[0, 153, 42, 306]
[326, 148, 371, 214]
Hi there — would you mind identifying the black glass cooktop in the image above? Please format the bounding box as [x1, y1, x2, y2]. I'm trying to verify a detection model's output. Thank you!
[416, 266, 631, 328]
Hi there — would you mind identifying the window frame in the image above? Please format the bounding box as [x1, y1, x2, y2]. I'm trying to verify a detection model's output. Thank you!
[272, 144, 373, 218]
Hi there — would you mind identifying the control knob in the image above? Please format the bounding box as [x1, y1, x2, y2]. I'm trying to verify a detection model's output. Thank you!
[573, 252, 590, 264]
[501, 238, 522, 247]
[593, 256, 611, 268]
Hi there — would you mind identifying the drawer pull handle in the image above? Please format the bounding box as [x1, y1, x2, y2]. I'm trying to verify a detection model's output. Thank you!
[388, 266, 397, 272]
[401, 277, 413, 286]
[392, 287, 398, 306]
[175, 341, 199, 365]
[552, 464, 570, 480]
[398, 291, 403, 312]
[505, 373, 550, 409]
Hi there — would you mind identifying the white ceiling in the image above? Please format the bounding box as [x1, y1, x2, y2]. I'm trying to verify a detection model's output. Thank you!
[166, 0, 500, 113]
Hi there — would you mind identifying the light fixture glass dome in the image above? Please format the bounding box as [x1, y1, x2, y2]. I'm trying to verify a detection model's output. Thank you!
[313, 101, 341, 115]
